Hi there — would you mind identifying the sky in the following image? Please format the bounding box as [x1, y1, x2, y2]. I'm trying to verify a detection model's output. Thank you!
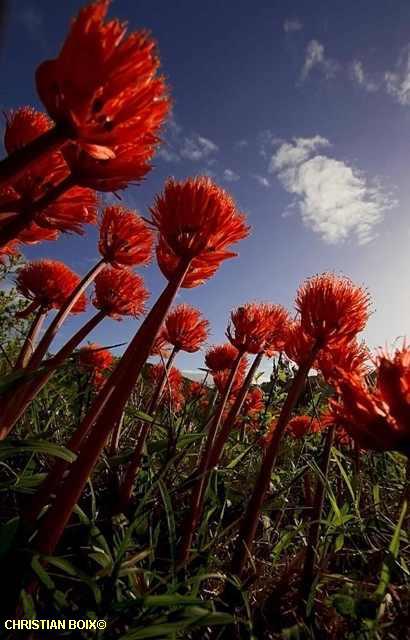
[1, 0, 410, 379]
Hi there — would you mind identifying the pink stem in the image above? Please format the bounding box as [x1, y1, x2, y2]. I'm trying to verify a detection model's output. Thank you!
[118, 346, 179, 510]
[230, 343, 321, 578]
[14, 307, 47, 370]
[178, 351, 244, 566]
[33, 260, 191, 554]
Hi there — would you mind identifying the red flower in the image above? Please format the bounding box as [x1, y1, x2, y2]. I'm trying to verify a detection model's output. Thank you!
[156, 238, 223, 288]
[213, 356, 248, 395]
[188, 381, 208, 402]
[3, 107, 97, 235]
[98, 206, 154, 267]
[284, 321, 317, 366]
[162, 304, 209, 353]
[16, 260, 87, 313]
[150, 333, 171, 358]
[36, 0, 170, 158]
[227, 303, 291, 355]
[93, 266, 149, 319]
[330, 345, 410, 454]
[258, 419, 277, 448]
[205, 343, 240, 373]
[78, 343, 114, 388]
[63, 138, 155, 192]
[296, 273, 371, 348]
[148, 363, 183, 405]
[4, 107, 53, 154]
[17, 222, 59, 245]
[286, 415, 321, 439]
[317, 339, 370, 385]
[242, 387, 264, 417]
[78, 343, 114, 372]
[151, 177, 249, 282]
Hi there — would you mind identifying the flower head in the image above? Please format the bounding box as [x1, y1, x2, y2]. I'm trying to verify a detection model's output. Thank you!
[212, 356, 248, 395]
[63, 138, 155, 192]
[36, 0, 170, 158]
[151, 177, 249, 278]
[16, 260, 87, 312]
[35, 185, 97, 234]
[148, 363, 183, 406]
[156, 238, 223, 288]
[4, 107, 53, 154]
[317, 339, 370, 385]
[187, 380, 208, 402]
[296, 273, 371, 348]
[162, 304, 209, 353]
[150, 333, 171, 358]
[330, 345, 410, 454]
[227, 302, 291, 355]
[98, 206, 153, 268]
[93, 266, 149, 319]
[286, 415, 321, 439]
[242, 387, 264, 417]
[205, 343, 240, 373]
[78, 342, 114, 388]
[284, 321, 317, 366]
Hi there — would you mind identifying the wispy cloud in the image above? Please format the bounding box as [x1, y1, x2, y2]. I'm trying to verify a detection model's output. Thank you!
[252, 174, 270, 188]
[180, 135, 219, 161]
[154, 114, 219, 164]
[351, 60, 378, 92]
[270, 137, 395, 244]
[385, 46, 410, 105]
[258, 130, 284, 158]
[223, 169, 240, 182]
[235, 139, 248, 150]
[283, 18, 303, 33]
[301, 40, 338, 81]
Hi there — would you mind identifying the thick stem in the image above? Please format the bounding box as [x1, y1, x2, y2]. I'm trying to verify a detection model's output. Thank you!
[209, 352, 263, 470]
[299, 424, 335, 604]
[29, 259, 106, 367]
[0, 174, 75, 249]
[33, 261, 191, 555]
[0, 311, 106, 442]
[230, 343, 321, 578]
[118, 346, 178, 510]
[178, 351, 244, 566]
[14, 307, 46, 370]
[0, 125, 67, 187]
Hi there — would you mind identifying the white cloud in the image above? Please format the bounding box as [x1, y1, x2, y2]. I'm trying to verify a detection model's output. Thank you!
[269, 136, 330, 172]
[301, 40, 338, 80]
[258, 130, 284, 158]
[180, 135, 219, 161]
[223, 169, 240, 182]
[385, 46, 410, 105]
[253, 174, 270, 188]
[156, 147, 181, 163]
[270, 137, 395, 244]
[351, 60, 378, 92]
[283, 18, 303, 33]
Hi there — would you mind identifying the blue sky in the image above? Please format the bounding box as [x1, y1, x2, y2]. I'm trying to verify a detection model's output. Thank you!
[1, 0, 410, 378]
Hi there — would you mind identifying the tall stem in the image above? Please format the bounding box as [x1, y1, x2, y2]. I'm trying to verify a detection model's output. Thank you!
[0, 310, 106, 442]
[118, 346, 178, 509]
[209, 352, 263, 470]
[14, 307, 46, 370]
[230, 343, 321, 578]
[33, 260, 191, 555]
[178, 351, 244, 566]
[29, 258, 105, 367]
[0, 125, 67, 187]
[299, 424, 335, 604]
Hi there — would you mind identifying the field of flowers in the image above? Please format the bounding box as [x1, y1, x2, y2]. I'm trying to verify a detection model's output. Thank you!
[0, 1, 409, 638]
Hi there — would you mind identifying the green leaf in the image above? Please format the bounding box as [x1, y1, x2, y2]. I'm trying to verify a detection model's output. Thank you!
[0, 439, 76, 463]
